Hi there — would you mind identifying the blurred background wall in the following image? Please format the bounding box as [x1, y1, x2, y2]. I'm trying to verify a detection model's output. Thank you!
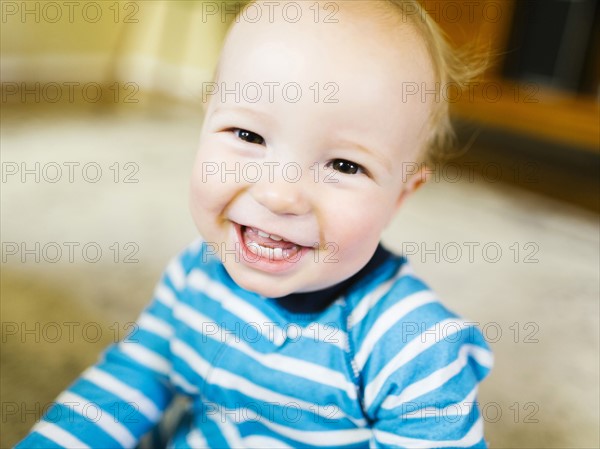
[1, 1, 231, 96]
[1, 1, 599, 448]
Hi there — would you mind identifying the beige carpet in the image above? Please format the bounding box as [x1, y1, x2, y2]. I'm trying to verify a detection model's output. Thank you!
[2, 99, 598, 448]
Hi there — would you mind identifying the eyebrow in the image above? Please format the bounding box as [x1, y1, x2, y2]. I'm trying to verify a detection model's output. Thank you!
[210, 105, 274, 122]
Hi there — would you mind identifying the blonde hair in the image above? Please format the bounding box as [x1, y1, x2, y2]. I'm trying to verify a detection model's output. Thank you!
[382, 0, 487, 166]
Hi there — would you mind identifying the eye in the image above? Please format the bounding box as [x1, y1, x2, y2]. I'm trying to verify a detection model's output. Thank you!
[233, 129, 265, 145]
[328, 159, 364, 175]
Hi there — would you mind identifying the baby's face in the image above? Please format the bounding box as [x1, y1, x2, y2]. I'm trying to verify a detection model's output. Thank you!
[190, 1, 435, 297]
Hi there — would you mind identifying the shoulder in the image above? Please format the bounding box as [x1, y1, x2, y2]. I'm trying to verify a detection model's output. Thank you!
[151, 238, 241, 312]
[346, 252, 451, 342]
[167, 238, 215, 275]
[159, 238, 231, 286]
[345, 253, 493, 413]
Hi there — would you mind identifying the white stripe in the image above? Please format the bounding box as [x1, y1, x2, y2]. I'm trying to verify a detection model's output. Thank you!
[171, 339, 363, 425]
[260, 417, 372, 446]
[348, 262, 413, 328]
[171, 339, 212, 378]
[383, 344, 493, 409]
[166, 258, 186, 290]
[373, 416, 484, 448]
[82, 367, 162, 422]
[364, 319, 472, 408]
[243, 435, 293, 448]
[189, 268, 346, 348]
[137, 313, 174, 339]
[302, 322, 347, 350]
[174, 304, 357, 400]
[188, 237, 204, 255]
[230, 336, 358, 400]
[354, 290, 438, 370]
[209, 353, 340, 416]
[155, 283, 177, 308]
[170, 372, 199, 395]
[206, 402, 372, 447]
[206, 406, 245, 448]
[186, 428, 208, 447]
[55, 391, 136, 448]
[188, 269, 286, 345]
[401, 386, 478, 419]
[33, 421, 91, 448]
[119, 342, 171, 376]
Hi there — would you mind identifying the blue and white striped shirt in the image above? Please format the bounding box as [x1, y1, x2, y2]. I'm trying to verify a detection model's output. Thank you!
[17, 239, 493, 448]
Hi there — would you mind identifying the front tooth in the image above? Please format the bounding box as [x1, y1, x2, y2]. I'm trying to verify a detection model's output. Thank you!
[259, 245, 273, 260]
[246, 242, 260, 255]
[257, 230, 270, 238]
[246, 240, 289, 261]
[270, 234, 283, 241]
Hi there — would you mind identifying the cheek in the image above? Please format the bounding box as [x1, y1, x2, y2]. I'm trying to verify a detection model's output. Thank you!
[189, 171, 211, 237]
[189, 161, 232, 236]
[190, 142, 237, 212]
[338, 215, 383, 253]
[189, 162, 214, 213]
[321, 189, 393, 254]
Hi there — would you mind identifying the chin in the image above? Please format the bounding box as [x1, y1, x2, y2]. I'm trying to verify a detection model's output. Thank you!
[242, 282, 296, 299]
[225, 265, 296, 298]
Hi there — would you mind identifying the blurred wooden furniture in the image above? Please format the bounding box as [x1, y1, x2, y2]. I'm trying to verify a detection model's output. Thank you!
[427, 0, 599, 152]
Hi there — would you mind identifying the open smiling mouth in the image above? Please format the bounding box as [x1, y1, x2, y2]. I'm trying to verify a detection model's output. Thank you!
[243, 225, 302, 260]
[233, 222, 313, 270]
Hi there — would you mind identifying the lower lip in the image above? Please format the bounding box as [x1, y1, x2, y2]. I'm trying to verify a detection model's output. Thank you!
[232, 222, 311, 274]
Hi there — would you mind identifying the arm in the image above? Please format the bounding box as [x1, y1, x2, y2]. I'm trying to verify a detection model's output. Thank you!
[351, 282, 493, 448]
[15, 254, 188, 448]
[367, 318, 493, 448]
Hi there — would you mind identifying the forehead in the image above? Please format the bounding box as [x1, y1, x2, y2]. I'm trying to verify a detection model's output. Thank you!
[214, 1, 436, 161]
[220, 2, 432, 80]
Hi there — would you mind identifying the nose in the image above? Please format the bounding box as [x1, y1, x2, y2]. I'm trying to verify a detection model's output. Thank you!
[249, 169, 311, 216]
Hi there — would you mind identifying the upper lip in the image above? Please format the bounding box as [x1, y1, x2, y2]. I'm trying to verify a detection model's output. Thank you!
[235, 221, 310, 247]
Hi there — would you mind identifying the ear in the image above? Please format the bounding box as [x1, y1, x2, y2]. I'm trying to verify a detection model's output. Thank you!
[391, 164, 431, 215]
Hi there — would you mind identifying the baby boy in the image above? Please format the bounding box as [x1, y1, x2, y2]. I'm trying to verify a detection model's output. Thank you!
[18, 1, 493, 447]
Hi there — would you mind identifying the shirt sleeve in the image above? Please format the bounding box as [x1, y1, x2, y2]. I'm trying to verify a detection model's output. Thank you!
[15, 245, 197, 448]
[352, 279, 494, 448]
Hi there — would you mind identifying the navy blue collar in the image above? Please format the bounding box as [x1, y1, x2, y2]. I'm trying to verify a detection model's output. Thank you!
[272, 243, 392, 314]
